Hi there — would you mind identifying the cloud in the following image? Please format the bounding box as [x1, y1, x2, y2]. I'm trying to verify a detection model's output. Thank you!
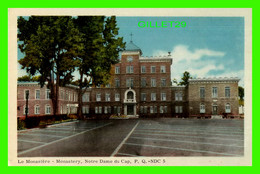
[17, 64, 27, 77]
[153, 45, 225, 63]
[153, 44, 243, 86]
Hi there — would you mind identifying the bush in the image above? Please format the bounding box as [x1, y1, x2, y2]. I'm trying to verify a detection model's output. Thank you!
[17, 119, 25, 130]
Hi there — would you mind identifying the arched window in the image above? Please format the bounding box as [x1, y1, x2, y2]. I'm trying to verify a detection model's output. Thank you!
[127, 91, 134, 99]
[34, 105, 40, 115]
[225, 103, 231, 113]
[200, 103, 205, 113]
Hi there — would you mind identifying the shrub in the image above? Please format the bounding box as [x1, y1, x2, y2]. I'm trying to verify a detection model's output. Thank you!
[17, 119, 25, 130]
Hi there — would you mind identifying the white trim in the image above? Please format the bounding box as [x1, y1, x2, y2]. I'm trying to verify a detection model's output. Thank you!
[45, 89, 50, 100]
[35, 89, 40, 99]
[34, 105, 40, 115]
[45, 104, 51, 114]
[24, 89, 30, 100]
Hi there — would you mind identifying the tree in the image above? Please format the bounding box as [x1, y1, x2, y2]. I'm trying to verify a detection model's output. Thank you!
[74, 16, 125, 119]
[18, 16, 83, 116]
[238, 86, 244, 101]
[172, 78, 178, 86]
[17, 75, 31, 81]
[179, 71, 192, 87]
[17, 75, 41, 82]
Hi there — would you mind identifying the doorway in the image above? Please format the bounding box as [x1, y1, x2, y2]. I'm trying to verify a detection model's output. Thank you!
[127, 105, 134, 115]
[212, 105, 218, 115]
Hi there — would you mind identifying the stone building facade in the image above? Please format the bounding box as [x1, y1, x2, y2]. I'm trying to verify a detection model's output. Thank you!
[188, 77, 240, 118]
[17, 41, 240, 119]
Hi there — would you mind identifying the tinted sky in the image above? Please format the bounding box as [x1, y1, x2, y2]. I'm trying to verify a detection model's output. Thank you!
[18, 16, 244, 86]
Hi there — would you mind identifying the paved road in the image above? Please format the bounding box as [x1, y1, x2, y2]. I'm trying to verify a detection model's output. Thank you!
[18, 118, 244, 157]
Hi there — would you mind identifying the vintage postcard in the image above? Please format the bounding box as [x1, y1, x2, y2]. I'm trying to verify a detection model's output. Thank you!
[8, 8, 252, 166]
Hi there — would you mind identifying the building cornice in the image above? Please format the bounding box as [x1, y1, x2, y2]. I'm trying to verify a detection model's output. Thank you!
[189, 77, 240, 83]
[139, 56, 172, 63]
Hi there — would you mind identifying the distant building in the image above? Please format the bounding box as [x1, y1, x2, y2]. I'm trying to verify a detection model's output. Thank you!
[17, 41, 240, 119]
[17, 82, 78, 118]
[188, 77, 240, 118]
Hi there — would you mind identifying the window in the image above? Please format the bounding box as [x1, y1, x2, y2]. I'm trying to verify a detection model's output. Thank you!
[68, 92, 71, 101]
[161, 78, 166, 87]
[160, 66, 166, 73]
[115, 78, 120, 88]
[34, 105, 40, 114]
[104, 106, 108, 114]
[175, 92, 183, 101]
[126, 66, 134, 74]
[104, 106, 111, 114]
[212, 87, 218, 98]
[95, 106, 102, 114]
[127, 91, 134, 99]
[114, 106, 121, 114]
[150, 106, 154, 113]
[60, 90, 64, 100]
[164, 106, 168, 113]
[161, 93, 166, 101]
[154, 106, 157, 113]
[82, 105, 89, 114]
[151, 93, 156, 101]
[60, 105, 63, 114]
[140, 106, 144, 114]
[35, 90, 40, 99]
[141, 93, 146, 101]
[115, 66, 120, 74]
[160, 106, 164, 113]
[144, 106, 148, 114]
[151, 66, 156, 73]
[115, 93, 120, 101]
[105, 93, 111, 101]
[151, 78, 156, 87]
[24, 89, 30, 100]
[65, 91, 68, 100]
[200, 103, 205, 113]
[225, 87, 230, 98]
[141, 66, 146, 73]
[175, 106, 183, 113]
[45, 105, 51, 114]
[74, 93, 76, 101]
[200, 87, 205, 98]
[82, 93, 90, 102]
[126, 78, 134, 88]
[105, 83, 111, 88]
[46, 89, 51, 99]
[23, 105, 29, 115]
[64, 106, 67, 114]
[225, 103, 231, 113]
[141, 78, 146, 87]
[99, 106, 102, 114]
[96, 93, 101, 102]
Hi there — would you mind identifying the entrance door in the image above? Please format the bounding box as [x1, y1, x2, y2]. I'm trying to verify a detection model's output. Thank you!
[127, 105, 134, 115]
[212, 105, 218, 115]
